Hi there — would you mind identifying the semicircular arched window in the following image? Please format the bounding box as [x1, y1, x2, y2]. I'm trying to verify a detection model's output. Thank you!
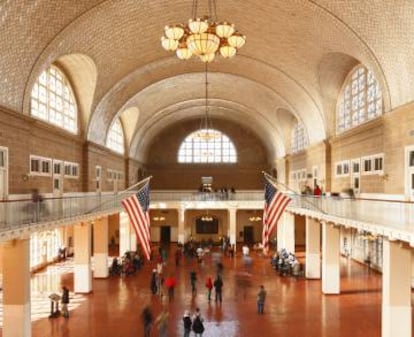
[106, 119, 125, 154]
[30, 65, 78, 133]
[337, 65, 382, 133]
[178, 129, 237, 163]
[291, 122, 308, 154]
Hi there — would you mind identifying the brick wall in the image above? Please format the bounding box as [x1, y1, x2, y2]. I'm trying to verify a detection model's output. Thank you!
[145, 118, 270, 190]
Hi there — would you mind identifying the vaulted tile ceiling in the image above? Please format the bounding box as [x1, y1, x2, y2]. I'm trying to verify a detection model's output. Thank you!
[1, 1, 413, 161]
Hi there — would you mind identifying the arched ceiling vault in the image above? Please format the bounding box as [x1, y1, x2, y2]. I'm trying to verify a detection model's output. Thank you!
[1, 1, 412, 161]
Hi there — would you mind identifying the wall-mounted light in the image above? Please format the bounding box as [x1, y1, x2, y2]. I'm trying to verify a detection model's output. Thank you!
[153, 216, 166, 221]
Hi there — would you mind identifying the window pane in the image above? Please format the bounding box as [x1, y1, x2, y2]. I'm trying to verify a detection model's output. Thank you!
[177, 129, 237, 163]
[337, 65, 382, 133]
[30, 65, 78, 133]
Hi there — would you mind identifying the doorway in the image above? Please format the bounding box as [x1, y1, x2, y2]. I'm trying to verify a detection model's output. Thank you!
[160, 226, 171, 244]
[243, 226, 254, 244]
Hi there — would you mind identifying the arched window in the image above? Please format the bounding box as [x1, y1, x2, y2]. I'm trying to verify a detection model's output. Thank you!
[106, 119, 125, 154]
[291, 122, 308, 153]
[31, 65, 77, 133]
[337, 65, 382, 133]
[178, 129, 237, 163]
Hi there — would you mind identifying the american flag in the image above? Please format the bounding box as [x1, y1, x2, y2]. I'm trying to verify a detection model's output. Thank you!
[121, 181, 151, 260]
[262, 177, 291, 254]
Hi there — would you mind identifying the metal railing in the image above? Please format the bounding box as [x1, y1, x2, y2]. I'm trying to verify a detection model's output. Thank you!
[1, 191, 414, 236]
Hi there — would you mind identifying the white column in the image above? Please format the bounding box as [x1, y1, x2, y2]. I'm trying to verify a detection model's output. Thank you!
[2, 239, 31, 337]
[321, 223, 340, 294]
[277, 212, 295, 253]
[119, 211, 132, 256]
[306, 217, 321, 279]
[382, 239, 411, 337]
[177, 207, 185, 244]
[74, 222, 92, 293]
[411, 250, 414, 288]
[228, 207, 237, 246]
[93, 217, 109, 278]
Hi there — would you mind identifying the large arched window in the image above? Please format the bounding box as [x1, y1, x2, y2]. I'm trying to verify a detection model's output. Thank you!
[31, 65, 78, 133]
[291, 122, 308, 153]
[337, 65, 382, 133]
[178, 129, 237, 163]
[106, 119, 125, 154]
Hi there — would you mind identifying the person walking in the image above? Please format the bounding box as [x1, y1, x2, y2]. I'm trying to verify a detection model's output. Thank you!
[150, 269, 158, 295]
[182, 310, 192, 337]
[257, 285, 267, 314]
[213, 275, 223, 304]
[165, 274, 176, 302]
[190, 270, 197, 296]
[205, 276, 213, 302]
[61, 285, 70, 318]
[155, 307, 169, 337]
[141, 306, 153, 337]
[192, 307, 205, 337]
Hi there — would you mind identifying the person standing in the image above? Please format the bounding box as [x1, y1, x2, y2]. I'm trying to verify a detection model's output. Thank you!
[182, 310, 192, 337]
[192, 307, 205, 337]
[141, 306, 153, 337]
[213, 275, 223, 304]
[205, 276, 213, 303]
[257, 285, 267, 314]
[61, 285, 70, 318]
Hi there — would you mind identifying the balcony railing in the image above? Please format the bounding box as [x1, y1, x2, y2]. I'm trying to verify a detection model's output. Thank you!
[1, 191, 414, 239]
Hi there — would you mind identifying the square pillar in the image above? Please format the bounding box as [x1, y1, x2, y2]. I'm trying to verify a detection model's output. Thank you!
[74, 222, 92, 293]
[94, 216, 109, 278]
[382, 239, 411, 337]
[277, 212, 295, 253]
[322, 223, 340, 294]
[177, 208, 185, 244]
[119, 211, 132, 256]
[228, 208, 237, 246]
[306, 217, 321, 279]
[2, 239, 31, 337]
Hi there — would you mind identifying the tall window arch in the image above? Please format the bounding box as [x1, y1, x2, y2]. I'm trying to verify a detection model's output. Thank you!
[178, 129, 237, 163]
[106, 119, 125, 154]
[30, 65, 78, 133]
[291, 122, 308, 153]
[337, 65, 382, 133]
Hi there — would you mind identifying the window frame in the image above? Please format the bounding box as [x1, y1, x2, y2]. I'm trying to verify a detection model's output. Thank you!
[336, 65, 382, 134]
[30, 155, 52, 177]
[30, 65, 78, 134]
[106, 119, 125, 154]
[177, 129, 237, 164]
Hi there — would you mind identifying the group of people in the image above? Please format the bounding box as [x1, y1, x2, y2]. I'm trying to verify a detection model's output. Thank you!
[109, 250, 143, 276]
[271, 248, 302, 277]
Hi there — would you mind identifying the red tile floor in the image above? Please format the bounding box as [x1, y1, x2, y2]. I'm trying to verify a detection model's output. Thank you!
[2, 245, 386, 337]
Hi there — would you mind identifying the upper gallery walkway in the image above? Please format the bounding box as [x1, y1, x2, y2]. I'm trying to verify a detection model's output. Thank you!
[0, 190, 413, 245]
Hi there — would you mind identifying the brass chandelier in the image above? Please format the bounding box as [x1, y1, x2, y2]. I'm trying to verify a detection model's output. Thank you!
[161, 0, 246, 62]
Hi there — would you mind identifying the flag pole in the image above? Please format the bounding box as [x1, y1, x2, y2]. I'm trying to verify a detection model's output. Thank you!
[261, 171, 327, 214]
[117, 175, 153, 196]
[85, 176, 153, 215]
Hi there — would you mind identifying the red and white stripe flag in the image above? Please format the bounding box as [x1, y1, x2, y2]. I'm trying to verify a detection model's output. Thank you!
[262, 177, 291, 255]
[121, 181, 151, 260]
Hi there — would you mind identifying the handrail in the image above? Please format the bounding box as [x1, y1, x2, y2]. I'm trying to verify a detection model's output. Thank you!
[1, 191, 414, 244]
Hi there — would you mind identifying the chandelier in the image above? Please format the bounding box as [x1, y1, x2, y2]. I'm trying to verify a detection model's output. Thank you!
[161, 0, 246, 62]
[249, 210, 262, 222]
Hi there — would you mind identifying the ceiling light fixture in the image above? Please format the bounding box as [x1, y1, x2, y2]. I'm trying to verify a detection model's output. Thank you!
[161, 0, 246, 63]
